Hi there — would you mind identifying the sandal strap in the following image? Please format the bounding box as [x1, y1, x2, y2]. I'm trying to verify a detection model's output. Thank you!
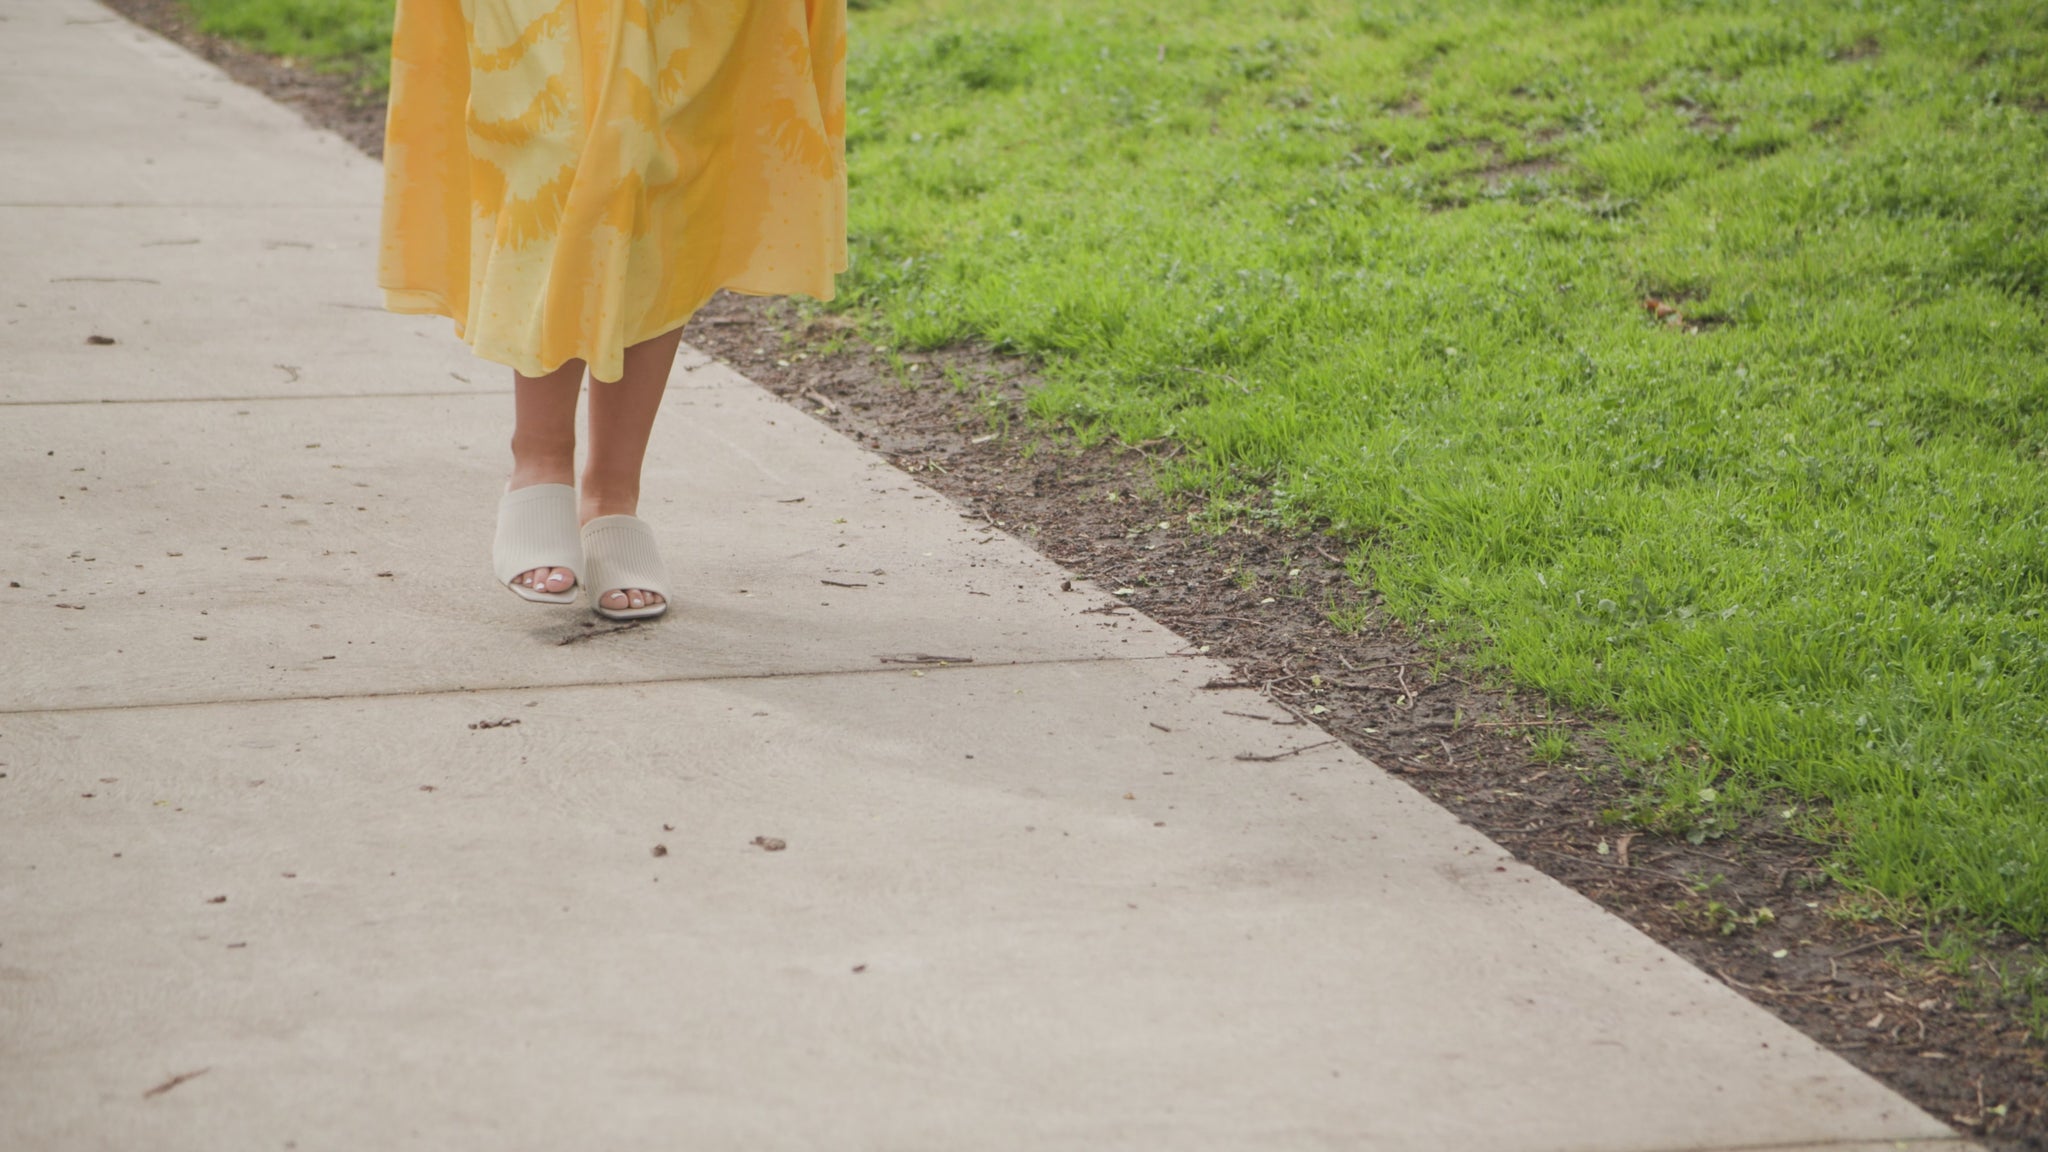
[492, 484, 583, 585]
[580, 514, 670, 599]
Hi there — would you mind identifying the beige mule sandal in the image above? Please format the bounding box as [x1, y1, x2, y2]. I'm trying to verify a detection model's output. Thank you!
[580, 514, 671, 621]
[492, 483, 584, 604]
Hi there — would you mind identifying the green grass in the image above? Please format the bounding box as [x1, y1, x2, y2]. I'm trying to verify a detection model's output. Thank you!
[181, 0, 391, 91]
[838, 0, 2048, 933]
[190, 0, 2048, 933]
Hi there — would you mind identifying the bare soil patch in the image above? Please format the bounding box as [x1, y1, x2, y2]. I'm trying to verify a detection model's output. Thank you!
[103, 3, 2048, 1143]
[1479, 156, 1565, 189]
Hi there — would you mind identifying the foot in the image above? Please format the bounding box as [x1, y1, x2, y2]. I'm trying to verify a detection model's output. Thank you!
[596, 586, 665, 614]
[513, 564, 577, 598]
[509, 464, 577, 597]
[580, 484, 665, 615]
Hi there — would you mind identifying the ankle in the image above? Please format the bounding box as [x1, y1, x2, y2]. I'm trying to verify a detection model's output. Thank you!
[579, 477, 641, 522]
[510, 432, 575, 484]
[509, 454, 575, 491]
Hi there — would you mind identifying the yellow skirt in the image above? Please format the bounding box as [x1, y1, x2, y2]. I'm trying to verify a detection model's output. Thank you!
[378, 0, 847, 382]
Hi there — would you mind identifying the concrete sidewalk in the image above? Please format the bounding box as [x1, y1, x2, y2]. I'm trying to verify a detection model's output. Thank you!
[0, 3, 1967, 1150]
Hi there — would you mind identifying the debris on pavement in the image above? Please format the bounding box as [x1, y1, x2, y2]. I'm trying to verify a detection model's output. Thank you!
[142, 1068, 209, 1099]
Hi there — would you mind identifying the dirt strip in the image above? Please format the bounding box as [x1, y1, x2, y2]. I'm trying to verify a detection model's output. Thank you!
[99, 1, 2048, 1143]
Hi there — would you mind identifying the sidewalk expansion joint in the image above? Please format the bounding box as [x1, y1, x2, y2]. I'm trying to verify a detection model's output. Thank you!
[1622, 1136, 1978, 1152]
[0, 201, 368, 209]
[0, 389, 505, 408]
[0, 651, 1188, 718]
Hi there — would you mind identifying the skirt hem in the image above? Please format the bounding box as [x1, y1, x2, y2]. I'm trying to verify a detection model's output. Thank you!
[381, 269, 843, 383]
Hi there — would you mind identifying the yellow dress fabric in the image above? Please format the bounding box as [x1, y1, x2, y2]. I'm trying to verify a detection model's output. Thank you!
[378, 0, 847, 382]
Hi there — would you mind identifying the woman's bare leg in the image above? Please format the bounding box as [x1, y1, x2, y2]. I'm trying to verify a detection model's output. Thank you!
[581, 327, 685, 612]
[507, 357, 583, 596]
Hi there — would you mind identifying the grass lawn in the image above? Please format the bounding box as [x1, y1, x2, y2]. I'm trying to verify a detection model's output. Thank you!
[186, 0, 2047, 934]
[841, 0, 2048, 935]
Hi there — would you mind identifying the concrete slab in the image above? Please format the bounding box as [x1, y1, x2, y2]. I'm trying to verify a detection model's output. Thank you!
[0, 372, 1180, 711]
[0, 0, 186, 81]
[0, 0, 378, 207]
[0, 659, 1960, 1152]
[0, 204, 490, 405]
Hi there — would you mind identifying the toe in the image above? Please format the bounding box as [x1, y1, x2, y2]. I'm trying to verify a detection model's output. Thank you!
[602, 590, 629, 610]
[543, 567, 576, 592]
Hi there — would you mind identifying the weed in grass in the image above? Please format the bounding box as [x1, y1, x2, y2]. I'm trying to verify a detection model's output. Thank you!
[1531, 729, 1576, 765]
[1682, 897, 1778, 938]
[1927, 928, 2048, 1043]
